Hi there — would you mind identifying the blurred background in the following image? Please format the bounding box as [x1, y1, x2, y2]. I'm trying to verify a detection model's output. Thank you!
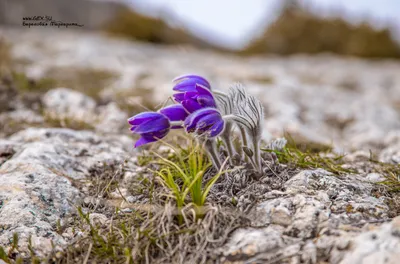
[3, 0, 399, 57]
[1, 0, 400, 151]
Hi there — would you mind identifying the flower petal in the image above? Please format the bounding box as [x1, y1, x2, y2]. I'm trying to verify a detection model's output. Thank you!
[182, 99, 203, 113]
[195, 84, 213, 96]
[184, 108, 219, 132]
[173, 91, 198, 103]
[197, 94, 217, 108]
[173, 78, 211, 92]
[209, 120, 225, 137]
[130, 116, 169, 134]
[196, 112, 220, 130]
[134, 127, 170, 147]
[128, 112, 161, 126]
[173, 93, 185, 103]
[146, 128, 170, 139]
[159, 104, 188, 121]
[134, 136, 158, 148]
[173, 74, 211, 88]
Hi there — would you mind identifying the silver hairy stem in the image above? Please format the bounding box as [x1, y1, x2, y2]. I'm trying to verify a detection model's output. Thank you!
[204, 138, 222, 170]
[252, 137, 262, 174]
[220, 122, 235, 164]
[169, 121, 183, 127]
[239, 126, 249, 162]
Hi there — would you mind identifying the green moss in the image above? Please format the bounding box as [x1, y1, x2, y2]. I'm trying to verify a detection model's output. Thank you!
[263, 134, 352, 175]
[284, 132, 333, 153]
[368, 153, 400, 192]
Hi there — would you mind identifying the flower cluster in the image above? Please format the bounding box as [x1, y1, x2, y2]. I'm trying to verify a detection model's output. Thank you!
[128, 74, 265, 173]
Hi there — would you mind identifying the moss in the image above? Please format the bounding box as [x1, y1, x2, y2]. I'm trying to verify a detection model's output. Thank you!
[368, 154, 400, 192]
[284, 132, 333, 153]
[263, 134, 352, 175]
[241, 1, 400, 58]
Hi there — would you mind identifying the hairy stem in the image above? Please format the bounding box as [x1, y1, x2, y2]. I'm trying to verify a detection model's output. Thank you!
[204, 138, 222, 170]
[169, 121, 183, 127]
[239, 126, 249, 162]
[220, 122, 235, 164]
[213, 90, 228, 97]
[252, 137, 262, 174]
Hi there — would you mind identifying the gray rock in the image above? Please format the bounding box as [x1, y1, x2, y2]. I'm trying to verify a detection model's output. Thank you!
[365, 173, 386, 183]
[42, 87, 96, 125]
[379, 143, 400, 164]
[338, 216, 400, 264]
[95, 102, 128, 134]
[42, 88, 129, 134]
[0, 128, 137, 257]
[221, 169, 392, 263]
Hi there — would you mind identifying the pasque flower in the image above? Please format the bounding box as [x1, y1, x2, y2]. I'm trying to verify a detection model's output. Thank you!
[128, 112, 171, 148]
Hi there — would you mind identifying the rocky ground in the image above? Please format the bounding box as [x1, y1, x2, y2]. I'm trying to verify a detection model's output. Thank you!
[1, 28, 400, 263]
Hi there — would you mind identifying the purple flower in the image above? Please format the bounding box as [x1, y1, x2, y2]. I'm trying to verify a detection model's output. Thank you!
[172, 74, 211, 92]
[184, 107, 225, 138]
[128, 112, 170, 147]
[173, 84, 217, 113]
[159, 104, 188, 129]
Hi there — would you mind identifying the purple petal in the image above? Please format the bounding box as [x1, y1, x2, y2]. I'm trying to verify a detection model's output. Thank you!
[135, 136, 158, 148]
[195, 84, 213, 96]
[159, 104, 188, 121]
[173, 74, 211, 88]
[130, 116, 169, 134]
[184, 91, 198, 100]
[184, 108, 219, 132]
[197, 94, 217, 108]
[173, 91, 198, 103]
[134, 128, 170, 147]
[182, 99, 203, 113]
[128, 112, 163, 126]
[173, 93, 185, 103]
[173, 78, 211, 92]
[196, 112, 220, 130]
[146, 128, 170, 139]
[209, 120, 225, 137]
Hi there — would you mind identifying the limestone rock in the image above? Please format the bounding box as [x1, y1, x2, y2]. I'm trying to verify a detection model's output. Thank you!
[0, 128, 137, 257]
